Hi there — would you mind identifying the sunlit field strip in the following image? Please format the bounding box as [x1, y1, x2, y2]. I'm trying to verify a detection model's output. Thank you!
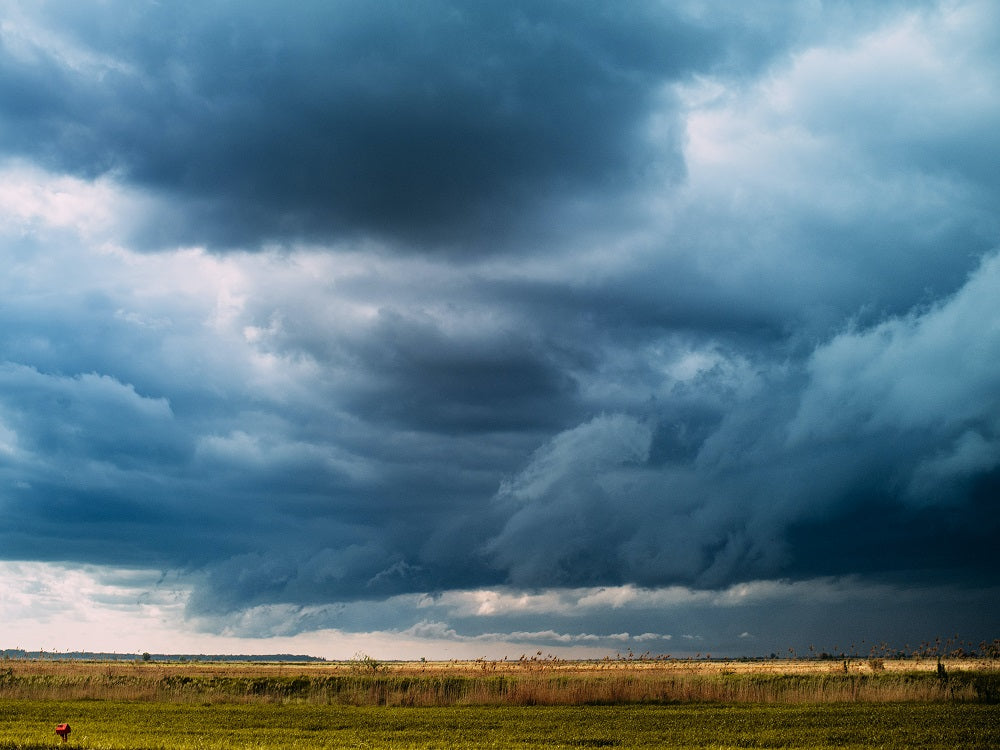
[1, 658, 997, 705]
[6, 656, 998, 675]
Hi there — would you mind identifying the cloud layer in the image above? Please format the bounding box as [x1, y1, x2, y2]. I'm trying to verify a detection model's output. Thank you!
[1, 0, 998, 653]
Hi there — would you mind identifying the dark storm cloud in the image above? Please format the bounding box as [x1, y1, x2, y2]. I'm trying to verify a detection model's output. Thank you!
[1, 1, 999, 649]
[181, 240, 1000, 606]
[0, 0, 728, 251]
[341, 310, 582, 433]
[1, 0, 937, 253]
[188, 578, 1000, 657]
[481, 251, 1000, 592]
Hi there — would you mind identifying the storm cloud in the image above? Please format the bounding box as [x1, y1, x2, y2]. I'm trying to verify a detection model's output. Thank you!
[1, 0, 998, 655]
[0, 0, 723, 251]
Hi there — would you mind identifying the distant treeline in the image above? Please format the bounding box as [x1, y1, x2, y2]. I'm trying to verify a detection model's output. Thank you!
[0, 649, 325, 663]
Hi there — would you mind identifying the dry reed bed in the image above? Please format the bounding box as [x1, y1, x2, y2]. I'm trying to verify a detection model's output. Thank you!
[1, 658, 997, 705]
[7, 656, 993, 677]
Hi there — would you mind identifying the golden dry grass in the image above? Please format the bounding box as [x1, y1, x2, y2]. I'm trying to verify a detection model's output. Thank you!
[3, 655, 996, 680]
[2, 656, 996, 705]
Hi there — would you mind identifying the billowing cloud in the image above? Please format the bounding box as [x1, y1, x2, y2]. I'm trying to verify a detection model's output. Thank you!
[0, 0, 723, 252]
[792, 252, 1000, 445]
[1, 1, 998, 656]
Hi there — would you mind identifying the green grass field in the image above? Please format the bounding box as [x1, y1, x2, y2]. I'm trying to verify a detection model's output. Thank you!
[1, 701, 999, 749]
[1, 658, 998, 748]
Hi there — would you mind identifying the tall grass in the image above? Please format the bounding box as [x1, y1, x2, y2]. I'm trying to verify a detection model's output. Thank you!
[0, 659, 996, 706]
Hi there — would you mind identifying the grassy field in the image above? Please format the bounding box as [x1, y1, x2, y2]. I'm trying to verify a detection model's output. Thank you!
[0, 658, 997, 748]
[1, 700, 998, 748]
[1, 657, 997, 705]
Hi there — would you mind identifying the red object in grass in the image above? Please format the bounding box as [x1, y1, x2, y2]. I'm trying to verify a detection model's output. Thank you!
[55, 723, 71, 741]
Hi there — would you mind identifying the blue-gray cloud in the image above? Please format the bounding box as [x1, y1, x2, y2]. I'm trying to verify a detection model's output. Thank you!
[1, 0, 998, 648]
[0, 0, 722, 252]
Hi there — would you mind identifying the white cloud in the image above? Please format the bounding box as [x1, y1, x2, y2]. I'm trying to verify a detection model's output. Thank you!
[0, 161, 151, 244]
[0, 562, 186, 653]
[791, 251, 1000, 443]
[0, 12, 134, 78]
[496, 414, 654, 505]
[664, 1, 1000, 335]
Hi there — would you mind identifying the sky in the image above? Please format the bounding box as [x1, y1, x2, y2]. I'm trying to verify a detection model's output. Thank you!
[0, 0, 998, 660]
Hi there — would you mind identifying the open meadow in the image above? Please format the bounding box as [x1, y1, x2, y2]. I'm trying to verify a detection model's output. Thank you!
[0, 657, 998, 748]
